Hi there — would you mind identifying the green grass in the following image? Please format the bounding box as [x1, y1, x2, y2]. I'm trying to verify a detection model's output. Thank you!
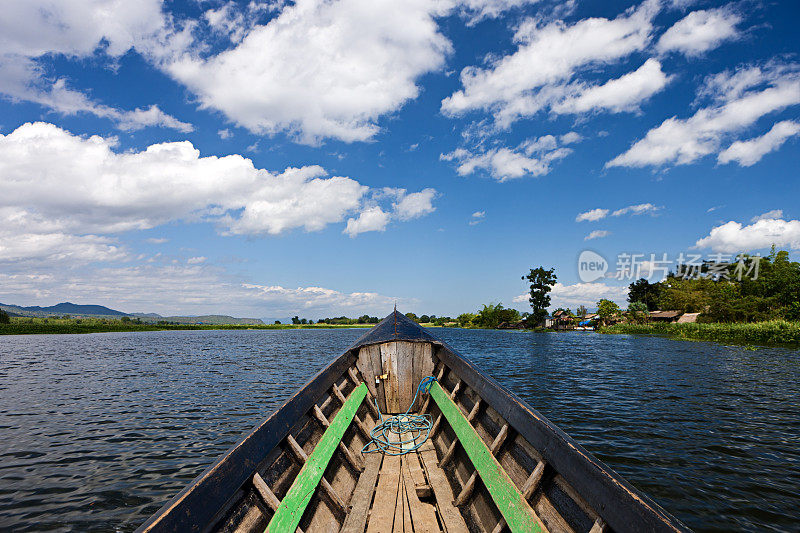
[600, 320, 800, 346]
[0, 317, 372, 335]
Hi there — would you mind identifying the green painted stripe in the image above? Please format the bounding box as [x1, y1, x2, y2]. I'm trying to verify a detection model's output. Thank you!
[267, 383, 367, 533]
[429, 381, 543, 533]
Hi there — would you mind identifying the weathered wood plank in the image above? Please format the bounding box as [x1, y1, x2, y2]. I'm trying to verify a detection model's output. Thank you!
[380, 342, 401, 413]
[267, 383, 367, 533]
[402, 474, 413, 533]
[392, 470, 404, 533]
[396, 342, 415, 412]
[340, 453, 383, 533]
[412, 343, 436, 407]
[233, 505, 264, 533]
[366, 454, 402, 533]
[428, 381, 544, 533]
[492, 462, 548, 533]
[348, 366, 381, 420]
[418, 439, 469, 533]
[253, 473, 304, 533]
[360, 344, 387, 413]
[356, 348, 379, 400]
[402, 455, 439, 533]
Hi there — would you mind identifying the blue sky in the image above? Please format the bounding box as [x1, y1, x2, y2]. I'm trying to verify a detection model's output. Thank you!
[0, 0, 798, 319]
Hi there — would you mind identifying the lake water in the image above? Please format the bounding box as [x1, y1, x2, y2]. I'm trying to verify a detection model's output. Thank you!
[0, 329, 798, 531]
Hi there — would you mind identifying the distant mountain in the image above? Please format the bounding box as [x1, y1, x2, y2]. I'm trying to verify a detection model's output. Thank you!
[0, 302, 125, 316]
[0, 303, 264, 325]
[133, 314, 265, 325]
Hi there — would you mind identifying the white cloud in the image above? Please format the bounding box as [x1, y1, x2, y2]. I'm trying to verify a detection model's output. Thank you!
[187, 256, 207, 264]
[164, 0, 453, 143]
[611, 203, 660, 216]
[695, 217, 800, 252]
[441, 0, 660, 126]
[656, 7, 741, 57]
[553, 59, 671, 114]
[751, 210, 783, 223]
[469, 211, 485, 225]
[607, 63, 800, 168]
[718, 120, 800, 166]
[0, 122, 437, 261]
[146, 237, 169, 244]
[585, 230, 611, 240]
[393, 188, 437, 220]
[343, 206, 391, 238]
[441, 133, 576, 181]
[0, 0, 191, 132]
[217, 128, 233, 139]
[576, 208, 609, 222]
[514, 282, 629, 309]
[0, 264, 404, 317]
[456, 0, 540, 25]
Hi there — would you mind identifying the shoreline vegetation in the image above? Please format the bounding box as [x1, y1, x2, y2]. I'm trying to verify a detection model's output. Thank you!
[0, 317, 376, 335]
[600, 320, 800, 346]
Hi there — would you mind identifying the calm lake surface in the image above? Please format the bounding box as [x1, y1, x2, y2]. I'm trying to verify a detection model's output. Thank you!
[0, 329, 798, 531]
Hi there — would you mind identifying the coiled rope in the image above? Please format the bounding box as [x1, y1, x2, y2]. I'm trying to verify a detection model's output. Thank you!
[362, 376, 437, 456]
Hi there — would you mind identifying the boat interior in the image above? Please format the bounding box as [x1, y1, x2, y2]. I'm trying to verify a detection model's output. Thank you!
[138, 312, 685, 533]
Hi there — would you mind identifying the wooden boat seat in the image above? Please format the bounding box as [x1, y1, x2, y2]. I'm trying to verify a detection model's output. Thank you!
[267, 383, 368, 532]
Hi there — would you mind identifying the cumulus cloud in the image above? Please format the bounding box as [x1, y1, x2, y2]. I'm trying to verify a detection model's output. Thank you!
[695, 216, 800, 252]
[576, 208, 609, 222]
[441, 133, 577, 181]
[164, 0, 453, 143]
[514, 282, 629, 309]
[441, 0, 660, 126]
[607, 63, 800, 168]
[343, 207, 391, 238]
[718, 120, 800, 166]
[0, 122, 437, 262]
[553, 59, 671, 114]
[0, 0, 191, 131]
[656, 7, 742, 57]
[393, 189, 437, 221]
[585, 230, 611, 240]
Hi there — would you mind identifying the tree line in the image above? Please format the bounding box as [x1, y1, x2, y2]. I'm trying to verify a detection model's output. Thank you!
[625, 248, 800, 322]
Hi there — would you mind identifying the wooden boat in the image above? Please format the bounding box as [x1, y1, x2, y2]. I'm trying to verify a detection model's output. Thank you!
[137, 311, 688, 533]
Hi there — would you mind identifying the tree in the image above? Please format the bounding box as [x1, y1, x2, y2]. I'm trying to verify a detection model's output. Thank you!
[576, 305, 587, 317]
[274, 320, 281, 324]
[0, 309, 9, 324]
[291, 316, 300, 324]
[628, 278, 662, 311]
[627, 301, 649, 324]
[522, 267, 557, 325]
[456, 313, 476, 328]
[597, 299, 621, 325]
[472, 303, 520, 329]
[300, 318, 308, 324]
[405, 312, 419, 322]
[420, 315, 430, 323]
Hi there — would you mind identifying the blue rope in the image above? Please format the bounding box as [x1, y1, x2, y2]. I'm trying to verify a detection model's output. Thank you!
[362, 376, 437, 456]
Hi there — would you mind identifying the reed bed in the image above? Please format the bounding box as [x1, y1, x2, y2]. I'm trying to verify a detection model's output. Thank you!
[601, 320, 800, 346]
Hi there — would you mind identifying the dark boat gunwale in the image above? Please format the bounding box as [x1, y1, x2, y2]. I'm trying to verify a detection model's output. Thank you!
[137, 312, 689, 533]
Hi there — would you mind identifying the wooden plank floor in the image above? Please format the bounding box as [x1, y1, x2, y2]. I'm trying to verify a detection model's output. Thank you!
[358, 447, 468, 533]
